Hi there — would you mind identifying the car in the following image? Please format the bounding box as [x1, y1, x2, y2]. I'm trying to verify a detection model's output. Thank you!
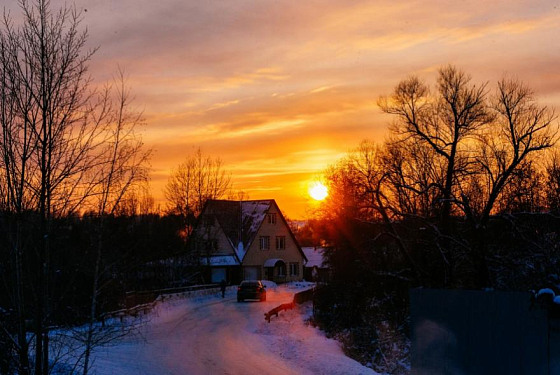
[237, 280, 267, 302]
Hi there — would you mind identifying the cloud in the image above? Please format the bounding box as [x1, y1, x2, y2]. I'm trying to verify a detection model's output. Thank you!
[4, 0, 560, 217]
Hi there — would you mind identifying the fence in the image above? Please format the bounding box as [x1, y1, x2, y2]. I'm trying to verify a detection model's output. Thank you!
[125, 284, 221, 308]
[410, 288, 551, 375]
[101, 283, 225, 323]
[264, 287, 316, 323]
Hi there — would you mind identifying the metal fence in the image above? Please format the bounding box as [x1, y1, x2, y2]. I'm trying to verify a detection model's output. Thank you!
[410, 288, 551, 375]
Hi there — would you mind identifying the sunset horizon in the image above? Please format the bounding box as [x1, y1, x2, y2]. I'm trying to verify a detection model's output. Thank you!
[4, 0, 560, 220]
[2, 1, 560, 374]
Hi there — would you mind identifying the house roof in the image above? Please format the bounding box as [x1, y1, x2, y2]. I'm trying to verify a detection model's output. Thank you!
[201, 199, 272, 260]
[199, 199, 307, 263]
[302, 247, 327, 268]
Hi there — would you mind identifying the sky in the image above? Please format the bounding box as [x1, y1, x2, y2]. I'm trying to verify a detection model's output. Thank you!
[4, 0, 560, 218]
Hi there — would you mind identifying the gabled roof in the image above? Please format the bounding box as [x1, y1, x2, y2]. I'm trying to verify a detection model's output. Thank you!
[198, 199, 307, 263]
[200, 199, 272, 261]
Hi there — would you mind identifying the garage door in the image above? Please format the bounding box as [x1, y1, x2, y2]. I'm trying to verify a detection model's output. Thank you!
[211, 268, 226, 283]
[244, 267, 258, 280]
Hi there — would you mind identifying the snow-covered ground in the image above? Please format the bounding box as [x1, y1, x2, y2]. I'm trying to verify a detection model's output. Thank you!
[90, 282, 379, 375]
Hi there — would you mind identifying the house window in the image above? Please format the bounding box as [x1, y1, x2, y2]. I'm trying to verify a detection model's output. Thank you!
[204, 240, 218, 252]
[267, 213, 277, 224]
[289, 262, 299, 276]
[260, 236, 270, 250]
[275, 236, 286, 250]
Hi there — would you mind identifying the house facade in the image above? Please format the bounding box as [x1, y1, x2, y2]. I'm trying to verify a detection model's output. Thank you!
[191, 199, 307, 284]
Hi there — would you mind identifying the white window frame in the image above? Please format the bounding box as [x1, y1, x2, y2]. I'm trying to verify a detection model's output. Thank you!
[289, 262, 299, 276]
[268, 213, 277, 224]
[275, 236, 286, 250]
[260, 236, 270, 250]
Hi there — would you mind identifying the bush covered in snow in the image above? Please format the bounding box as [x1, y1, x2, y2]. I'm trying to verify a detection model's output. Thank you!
[311, 284, 410, 374]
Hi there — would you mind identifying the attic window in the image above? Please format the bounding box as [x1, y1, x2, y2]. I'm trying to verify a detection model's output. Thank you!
[267, 213, 277, 224]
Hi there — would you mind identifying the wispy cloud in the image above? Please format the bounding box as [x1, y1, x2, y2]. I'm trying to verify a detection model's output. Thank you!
[6, 0, 559, 217]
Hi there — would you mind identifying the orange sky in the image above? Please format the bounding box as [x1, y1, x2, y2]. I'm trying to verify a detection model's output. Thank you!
[6, 0, 560, 218]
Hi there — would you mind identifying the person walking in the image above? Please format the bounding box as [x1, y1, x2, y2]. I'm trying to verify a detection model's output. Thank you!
[220, 279, 227, 298]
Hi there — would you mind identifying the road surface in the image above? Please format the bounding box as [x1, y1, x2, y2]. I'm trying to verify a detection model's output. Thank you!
[91, 285, 378, 375]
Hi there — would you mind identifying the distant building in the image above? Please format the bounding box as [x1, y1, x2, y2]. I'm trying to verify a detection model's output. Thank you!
[191, 199, 307, 284]
[302, 247, 330, 282]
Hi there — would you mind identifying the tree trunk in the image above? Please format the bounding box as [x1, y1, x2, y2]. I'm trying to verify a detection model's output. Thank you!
[83, 224, 103, 375]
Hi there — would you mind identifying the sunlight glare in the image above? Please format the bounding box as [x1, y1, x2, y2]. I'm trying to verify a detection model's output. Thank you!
[309, 182, 328, 201]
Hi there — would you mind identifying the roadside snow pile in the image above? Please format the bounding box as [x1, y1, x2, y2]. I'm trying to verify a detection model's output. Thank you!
[284, 281, 315, 290]
[254, 302, 380, 375]
[261, 280, 279, 290]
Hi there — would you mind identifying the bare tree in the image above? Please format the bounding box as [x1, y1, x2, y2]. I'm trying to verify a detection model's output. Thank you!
[115, 188, 156, 216]
[492, 160, 545, 214]
[545, 148, 560, 213]
[382, 138, 445, 220]
[0, 1, 137, 373]
[379, 68, 558, 287]
[0, 11, 37, 372]
[165, 148, 231, 236]
[458, 78, 558, 285]
[379, 66, 491, 235]
[80, 72, 150, 375]
[462, 78, 557, 224]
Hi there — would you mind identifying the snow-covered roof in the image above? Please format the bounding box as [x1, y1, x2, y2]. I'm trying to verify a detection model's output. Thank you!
[199, 199, 273, 261]
[200, 255, 240, 266]
[302, 247, 327, 268]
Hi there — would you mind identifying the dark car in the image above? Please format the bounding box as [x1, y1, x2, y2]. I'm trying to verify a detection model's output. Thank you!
[237, 280, 267, 302]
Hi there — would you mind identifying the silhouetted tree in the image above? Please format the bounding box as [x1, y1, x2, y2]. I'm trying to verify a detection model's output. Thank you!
[0, 1, 105, 372]
[165, 148, 231, 236]
[546, 148, 560, 213]
[379, 66, 491, 237]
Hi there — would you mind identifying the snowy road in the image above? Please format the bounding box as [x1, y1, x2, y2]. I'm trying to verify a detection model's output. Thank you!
[91, 285, 378, 375]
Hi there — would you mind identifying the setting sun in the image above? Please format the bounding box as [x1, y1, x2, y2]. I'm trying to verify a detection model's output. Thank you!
[309, 182, 328, 201]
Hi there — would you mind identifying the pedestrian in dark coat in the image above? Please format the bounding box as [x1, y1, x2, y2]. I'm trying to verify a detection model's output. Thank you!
[220, 279, 226, 298]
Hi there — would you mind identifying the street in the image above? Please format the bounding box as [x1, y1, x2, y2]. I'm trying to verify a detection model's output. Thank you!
[91, 285, 378, 375]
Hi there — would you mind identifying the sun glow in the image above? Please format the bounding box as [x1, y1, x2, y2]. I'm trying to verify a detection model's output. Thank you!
[309, 182, 328, 201]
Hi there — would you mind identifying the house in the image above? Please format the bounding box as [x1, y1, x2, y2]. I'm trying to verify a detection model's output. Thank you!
[302, 246, 330, 283]
[191, 199, 307, 284]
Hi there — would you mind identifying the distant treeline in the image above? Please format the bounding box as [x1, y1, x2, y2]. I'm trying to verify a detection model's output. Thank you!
[0, 212, 189, 325]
